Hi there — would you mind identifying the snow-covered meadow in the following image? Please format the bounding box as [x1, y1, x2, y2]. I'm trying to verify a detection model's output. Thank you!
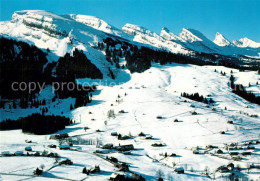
[1, 63, 259, 180]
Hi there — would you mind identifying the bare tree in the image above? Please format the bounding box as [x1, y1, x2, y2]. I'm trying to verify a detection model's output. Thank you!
[212, 171, 216, 180]
[247, 163, 250, 174]
[204, 166, 209, 176]
[107, 109, 115, 119]
[156, 169, 164, 180]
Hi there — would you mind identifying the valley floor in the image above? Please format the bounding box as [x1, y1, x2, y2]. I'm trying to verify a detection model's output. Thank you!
[1, 63, 260, 180]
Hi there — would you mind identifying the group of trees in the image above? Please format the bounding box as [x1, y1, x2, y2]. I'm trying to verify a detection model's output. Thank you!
[1, 36, 259, 111]
[0, 37, 102, 110]
[230, 75, 260, 105]
[56, 48, 103, 80]
[102, 37, 211, 73]
[0, 113, 72, 134]
[20, 97, 47, 109]
[181, 92, 214, 104]
[0, 37, 48, 99]
[101, 37, 259, 74]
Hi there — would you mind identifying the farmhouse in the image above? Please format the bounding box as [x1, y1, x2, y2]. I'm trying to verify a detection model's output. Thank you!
[229, 151, 239, 155]
[14, 151, 23, 156]
[217, 166, 229, 173]
[175, 167, 184, 174]
[47, 144, 57, 148]
[193, 150, 200, 154]
[59, 144, 70, 150]
[145, 134, 153, 139]
[102, 143, 114, 149]
[111, 132, 118, 136]
[50, 133, 69, 140]
[115, 144, 134, 151]
[116, 162, 129, 171]
[90, 165, 100, 173]
[109, 173, 125, 180]
[1, 151, 11, 156]
[25, 146, 32, 151]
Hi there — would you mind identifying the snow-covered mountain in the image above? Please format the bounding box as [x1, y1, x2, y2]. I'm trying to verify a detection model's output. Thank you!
[122, 23, 190, 54]
[0, 10, 103, 57]
[67, 14, 130, 39]
[213, 32, 231, 47]
[233, 37, 260, 48]
[159, 27, 260, 57]
[0, 10, 260, 63]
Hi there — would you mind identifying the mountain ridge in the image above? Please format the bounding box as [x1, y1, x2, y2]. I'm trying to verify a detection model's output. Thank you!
[1, 10, 260, 63]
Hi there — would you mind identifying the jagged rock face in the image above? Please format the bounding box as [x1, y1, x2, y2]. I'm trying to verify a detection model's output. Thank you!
[11, 10, 69, 38]
[122, 23, 163, 40]
[121, 24, 190, 54]
[160, 27, 260, 57]
[213, 32, 231, 47]
[160, 27, 182, 41]
[179, 28, 203, 43]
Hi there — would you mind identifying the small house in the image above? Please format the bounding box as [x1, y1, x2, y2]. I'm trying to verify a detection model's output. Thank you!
[145, 134, 153, 139]
[247, 145, 255, 149]
[116, 162, 129, 172]
[156, 115, 163, 119]
[193, 150, 200, 154]
[109, 173, 125, 180]
[116, 144, 134, 151]
[103, 143, 114, 149]
[111, 132, 118, 136]
[50, 133, 69, 140]
[90, 165, 100, 174]
[25, 146, 32, 151]
[152, 142, 166, 147]
[59, 144, 70, 150]
[175, 167, 184, 174]
[1, 151, 11, 156]
[118, 135, 130, 140]
[229, 151, 239, 156]
[59, 159, 73, 165]
[217, 166, 229, 173]
[47, 144, 57, 148]
[14, 151, 23, 156]
[206, 145, 218, 149]
[242, 152, 251, 156]
[95, 149, 110, 154]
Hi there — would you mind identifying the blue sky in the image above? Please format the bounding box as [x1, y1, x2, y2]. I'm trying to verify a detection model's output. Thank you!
[1, 0, 260, 41]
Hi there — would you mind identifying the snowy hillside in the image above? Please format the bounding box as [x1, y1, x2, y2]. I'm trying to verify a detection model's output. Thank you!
[1, 63, 260, 180]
